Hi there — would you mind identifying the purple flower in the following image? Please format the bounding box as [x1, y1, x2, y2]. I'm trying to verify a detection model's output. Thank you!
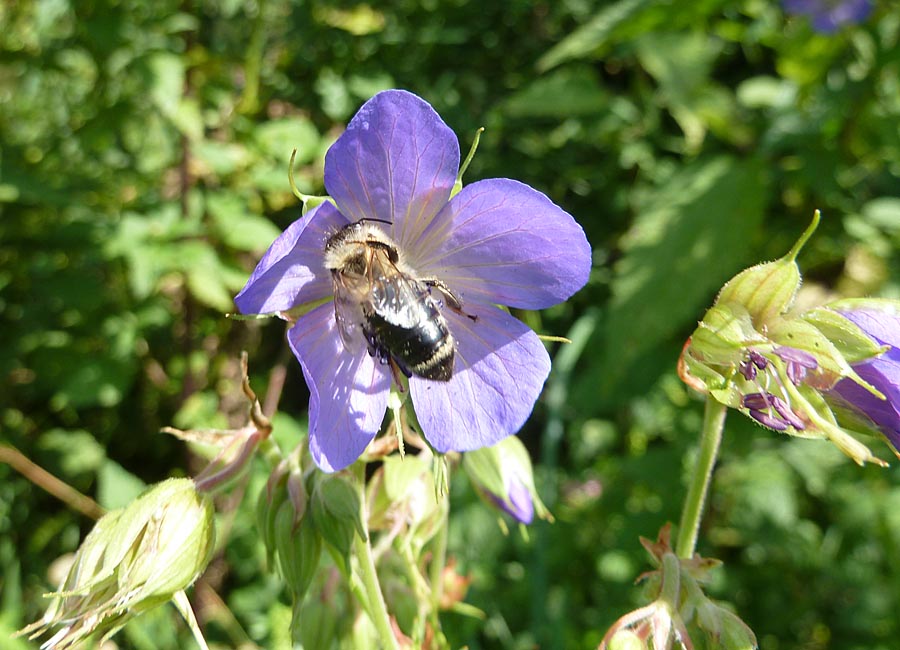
[783, 0, 873, 33]
[236, 90, 591, 472]
[829, 307, 900, 451]
[488, 475, 535, 525]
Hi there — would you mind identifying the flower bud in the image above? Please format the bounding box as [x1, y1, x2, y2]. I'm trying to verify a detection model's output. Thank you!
[605, 629, 647, 650]
[715, 211, 819, 327]
[309, 473, 366, 572]
[679, 214, 894, 465]
[696, 600, 757, 650]
[274, 492, 322, 601]
[463, 436, 549, 525]
[18, 478, 215, 649]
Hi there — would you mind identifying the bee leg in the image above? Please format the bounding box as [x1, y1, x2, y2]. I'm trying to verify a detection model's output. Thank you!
[388, 357, 409, 391]
[422, 277, 478, 322]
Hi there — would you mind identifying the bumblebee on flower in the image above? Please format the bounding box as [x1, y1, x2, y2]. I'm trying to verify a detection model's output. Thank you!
[236, 89, 591, 472]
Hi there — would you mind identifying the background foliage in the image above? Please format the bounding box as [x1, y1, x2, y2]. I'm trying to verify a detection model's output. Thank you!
[2, 0, 900, 648]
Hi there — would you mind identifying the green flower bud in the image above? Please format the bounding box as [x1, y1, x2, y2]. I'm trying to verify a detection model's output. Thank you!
[606, 629, 647, 650]
[274, 495, 322, 601]
[310, 473, 366, 573]
[696, 601, 757, 650]
[18, 478, 215, 648]
[256, 462, 290, 568]
[679, 212, 890, 465]
[463, 436, 551, 526]
[715, 211, 819, 327]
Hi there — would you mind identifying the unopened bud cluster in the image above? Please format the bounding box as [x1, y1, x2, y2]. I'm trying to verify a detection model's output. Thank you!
[679, 213, 897, 465]
[18, 478, 215, 649]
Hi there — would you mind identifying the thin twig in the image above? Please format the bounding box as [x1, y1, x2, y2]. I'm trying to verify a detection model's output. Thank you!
[262, 345, 292, 418]
[0, 444, 105, 520]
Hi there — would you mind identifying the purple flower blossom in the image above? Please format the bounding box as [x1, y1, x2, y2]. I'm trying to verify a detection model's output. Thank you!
[488, 475, 535, 525]
[783, 0, 873, 33]
[236, 90, 591, 472]
[829, 308, 900, 451]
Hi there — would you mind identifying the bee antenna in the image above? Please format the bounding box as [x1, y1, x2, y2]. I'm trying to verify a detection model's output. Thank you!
[357, 217, 393, 227]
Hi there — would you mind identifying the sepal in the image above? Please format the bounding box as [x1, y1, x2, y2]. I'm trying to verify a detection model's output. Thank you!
[310, 472, 366, 574]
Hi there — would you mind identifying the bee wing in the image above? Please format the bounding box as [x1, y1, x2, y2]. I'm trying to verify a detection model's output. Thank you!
[332, 272, 370, 354]
[369, 254, 433, 329]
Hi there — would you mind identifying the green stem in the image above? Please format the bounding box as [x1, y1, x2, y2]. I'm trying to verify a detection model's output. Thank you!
[675, 398, 727, 558]
[352, 465, 401, 650]
[428, 498, 451, 649]
[257, 436, 285, 471]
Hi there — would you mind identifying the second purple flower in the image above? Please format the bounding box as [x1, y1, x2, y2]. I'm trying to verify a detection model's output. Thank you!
[236, 90, 591, 472]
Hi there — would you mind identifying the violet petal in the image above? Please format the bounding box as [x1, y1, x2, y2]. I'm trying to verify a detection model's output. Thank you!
[324, 89, 459, 252]
[840, 309, 900, 349]
[409, 304, 551, 452]
[287, 303, 391, 472]
[415, 178, 591, 310]
[234, 201, 349, 314]
[490, 477, 534, 525]
[774, 346, 818, 369]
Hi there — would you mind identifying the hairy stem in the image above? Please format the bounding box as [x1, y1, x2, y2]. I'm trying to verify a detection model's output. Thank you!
[675, 399, 727, 558]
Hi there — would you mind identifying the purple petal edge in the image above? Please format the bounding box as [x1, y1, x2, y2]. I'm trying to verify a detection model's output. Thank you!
[235, 202, 349, 315]
[416, 178, 591, 310]
[287, 303, 391, 472]
[324, 89, 459, 252]
[409, 304, 551, 453]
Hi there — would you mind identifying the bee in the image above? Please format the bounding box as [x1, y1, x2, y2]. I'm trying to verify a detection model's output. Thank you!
[323, 219, 468, 382]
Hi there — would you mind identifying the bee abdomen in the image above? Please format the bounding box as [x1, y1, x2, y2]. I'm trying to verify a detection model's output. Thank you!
[365, 310, 455, 381]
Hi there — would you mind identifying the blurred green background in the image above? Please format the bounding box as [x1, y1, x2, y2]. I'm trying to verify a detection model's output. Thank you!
[3, 0, 900, 648]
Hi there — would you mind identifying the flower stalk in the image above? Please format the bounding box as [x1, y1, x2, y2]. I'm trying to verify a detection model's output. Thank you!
[352, 463, 401, 650]
[676, 399, 727, 559]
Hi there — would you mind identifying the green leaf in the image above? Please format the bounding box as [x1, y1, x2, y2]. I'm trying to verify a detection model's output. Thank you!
[635, 31, 727, 150]
[206, 191, 282, 253]
[254, 118, 321, 165]
[193, 140, 252, 176]
[536, 0, 654, 71]
[601, 156, 768, 398]
[503, 66, 609, 119]
[861, 197, 900, 233]
[38, 429, 106, 477]
[97, 460, 147, 511]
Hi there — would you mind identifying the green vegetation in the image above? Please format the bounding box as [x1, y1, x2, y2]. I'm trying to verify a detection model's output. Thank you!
[3, 1, 899, 648]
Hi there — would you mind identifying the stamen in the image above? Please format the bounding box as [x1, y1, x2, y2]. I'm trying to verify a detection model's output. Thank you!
[739, 360, 756, 381]
[748, 350, 769, 370]
[742, 392, 775, 410]
[748, 409, 790, 431]
[771, 396, 806, 430]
